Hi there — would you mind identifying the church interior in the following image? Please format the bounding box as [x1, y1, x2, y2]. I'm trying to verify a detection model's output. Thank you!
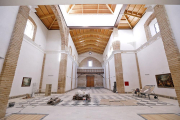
[0, 0, 180, 120]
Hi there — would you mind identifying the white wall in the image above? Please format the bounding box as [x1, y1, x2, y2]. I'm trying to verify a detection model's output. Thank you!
[121, 53, 139, 92]
[133, 12, 153, 49]
[137, 38, 176, 97]
[165, 5, 180, 52]
[42, 30, 61, 92]
[65, 34, 78, 91]
[105, 63, 109, 89]
[65, 56, 73, 91]
[46, 30, 61, 51]
[10, 39, 44, 96]
[29, 11, 48, 50]
[109, 57, 116, 90]
[0, 6, 19, 74]
[9, 10, 48, 96]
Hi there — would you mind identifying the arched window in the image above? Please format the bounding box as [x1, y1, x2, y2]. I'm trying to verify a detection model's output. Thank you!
[69, 46, 72, 55]
[74, 55, 76, 61]
[24, 16, 37, 41]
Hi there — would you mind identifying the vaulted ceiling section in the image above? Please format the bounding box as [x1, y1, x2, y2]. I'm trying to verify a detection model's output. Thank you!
[70, 29, 113, 54]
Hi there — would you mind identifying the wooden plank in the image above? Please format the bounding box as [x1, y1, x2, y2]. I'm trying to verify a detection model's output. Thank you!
[68, 4, 75, 14]
[106, 4, 113, 14]
[72, 31, 110, 38]
[124, 15, 132, 29]
[49, 18, 56, 29]
[40, 14, 55, 19]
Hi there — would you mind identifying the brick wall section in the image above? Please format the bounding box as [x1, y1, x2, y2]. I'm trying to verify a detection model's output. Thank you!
[0, 6, 30, 118]
[154, 5, 180, 106]
[135, 53, 142, 89]
[79, 57, 102, 67]
[39, 54, 46, 92]
[50, 5, 69, 93]
[112, 41, 125, 93]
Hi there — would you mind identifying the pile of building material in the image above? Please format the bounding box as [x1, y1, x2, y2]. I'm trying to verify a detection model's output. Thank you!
[73, 90, 91, 102]
[47, 97, 62, 105]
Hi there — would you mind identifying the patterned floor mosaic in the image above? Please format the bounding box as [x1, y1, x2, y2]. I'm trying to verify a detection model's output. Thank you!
[12, 88, 174, 108]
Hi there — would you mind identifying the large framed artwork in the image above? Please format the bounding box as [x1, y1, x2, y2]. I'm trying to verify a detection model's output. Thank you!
[21, 77, 32, 87]
[155, 73, 174, 88]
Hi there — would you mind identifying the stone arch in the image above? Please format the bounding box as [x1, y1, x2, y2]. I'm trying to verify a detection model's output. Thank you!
[79, 57, 102, 67]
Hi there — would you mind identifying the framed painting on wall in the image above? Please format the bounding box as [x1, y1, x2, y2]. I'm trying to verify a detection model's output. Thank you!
[155, 73, 174, 88]
[21, 77, 32, 87]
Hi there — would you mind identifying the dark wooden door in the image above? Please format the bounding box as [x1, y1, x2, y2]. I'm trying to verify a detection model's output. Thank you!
[86, 76, 94, 87]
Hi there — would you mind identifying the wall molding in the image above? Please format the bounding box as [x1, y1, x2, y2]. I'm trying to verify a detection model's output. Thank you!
[23, 35, 44, 53]
[104, 32, 162, 66]
[45, 50, 78, 66]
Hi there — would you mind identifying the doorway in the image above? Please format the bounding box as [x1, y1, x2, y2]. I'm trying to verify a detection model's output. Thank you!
[86, 75, 94, 87]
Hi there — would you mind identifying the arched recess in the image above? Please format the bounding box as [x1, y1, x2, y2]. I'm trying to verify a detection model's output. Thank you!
[69, 46, 72, 55]
[79, 57, 102, 67]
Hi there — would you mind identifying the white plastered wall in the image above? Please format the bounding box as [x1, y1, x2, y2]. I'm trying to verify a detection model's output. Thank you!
[165, 5, 180, 52]
[65, 34, 78, 91]
[42, 30, 61, 92]
[133, 9, 177, 97]
[0, 6, 19, 74]
[10, 11, 48, 96]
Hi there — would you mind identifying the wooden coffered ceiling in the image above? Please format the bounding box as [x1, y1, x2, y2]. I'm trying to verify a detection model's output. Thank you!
[35, 5, 59, 30]
[67, 4, 116, 14]
[70, 29, 112, 54]
[118, 4, 147, 29]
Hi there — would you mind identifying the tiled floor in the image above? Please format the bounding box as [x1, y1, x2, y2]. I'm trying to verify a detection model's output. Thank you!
[5, 88, 180, 120]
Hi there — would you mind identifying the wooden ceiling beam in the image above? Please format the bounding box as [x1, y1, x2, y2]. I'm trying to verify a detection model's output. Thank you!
[72, 31, 110, 38]
[78, 48, 103, 54]
[40, 14, 55, 20]
[77, 46, 104, 51]
[106, 4, 113, 14]
[73, 38, 108, 44]
[68, 4, 75, 14]
[124, 12, 141, 18]
[124, 15, 132, 29]
[76, 43, 105, 49]
[49, 18, 56, 29]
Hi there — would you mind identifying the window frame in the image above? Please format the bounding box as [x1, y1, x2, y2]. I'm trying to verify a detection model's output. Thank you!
[154, 22, 160, 34]
[88, 61, 93, 67]
[24, 16, 37, 41]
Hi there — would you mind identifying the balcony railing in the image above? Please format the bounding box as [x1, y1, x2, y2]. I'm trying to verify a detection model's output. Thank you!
[77, 69, 104, 74]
